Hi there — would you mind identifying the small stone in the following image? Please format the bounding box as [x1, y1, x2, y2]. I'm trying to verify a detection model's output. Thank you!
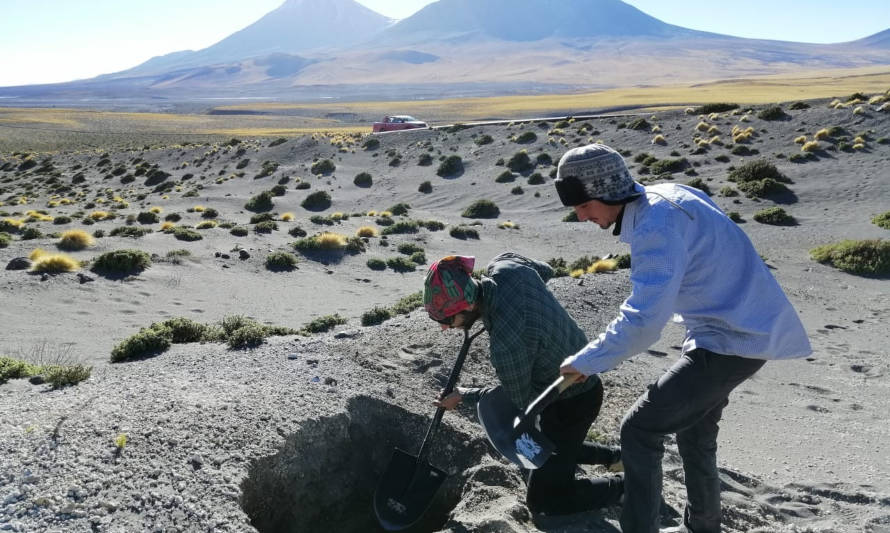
[5, 257, 30, 270]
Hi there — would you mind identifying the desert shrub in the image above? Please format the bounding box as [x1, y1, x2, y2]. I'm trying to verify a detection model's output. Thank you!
[719, 186, 738, 197]
[173, 227, 202, 241]
[418, 153, 433, 166]
[696, 103, 739, 114]
[728, 159, 789, 184]
[563, 211, 579, 222]
[245, 191, 274, 212]
[287, 226, 307, 238]
[381, 220, 419, 235]
[375, 216, 393, 226]
[649, 158, 688, 174]
[52, 215, 72, 225]
[293, 232, 348, 251]
[409, 251, 426, 264]
[300, 314, 347, 335]
[495, 170, 516, 183]
[294, 181, 311, 190]
[684, 178, 711, 195]
[270, 185, 287, 197]
[0, 356, 40, 384]
[387, 256, 416, 272]
[301, 191, 332, 211]
[356, 226, 378, 238]
[109, 226, 150, 238]
[388, 202, 411, 216]
[55, 229, 93, 251]
[30, 253, 80, 273]
[20, 227, 43, 240]
[134, 210, 158, 224]
[269, 137, 287, 147]
[810, 239, 889, 276]
[789, 101, 810, 110]
[152, 317, 209, 343]
[366, 258, 387, 270]
[507, 150, 534, 172]
[475, 134, 494, 146]
[418, 180, 432, 193]
[714, 154, 730, 163]
[254, 220, 278, 233]
[437, 155, 463, 177]
[513, 131, 537, 143]
[196, 220, 218, 231]
[753, 207, 795, 225]
[757, 106, 786, 121]
[265, 251, 299, 271]
[362, 138, 380, 150]
[311, 159, 336, 175]
[250, 213, 276, 224]
[165, 213, 182, 222]
[418, 220, 445, 231]
[872, 212, 890, 230]
[397, 243, 424, 255]
[462, 199, 499, 218]
[449, 225, 479, 239]
[354, 172, 372, 187]
[626, 117, 651, 131]
[227, 324, 268, 349]
[92, 249, 151, 274]
[727, 211, 744, 222]
[801, 141, 820, 153]
[730, 145, 757, 156]
[110, 328, 171, 362]
[0, 232, 10, 248]
[737, 178, 789, 199]
[511, 186, 523, 195]
[362, 306, 392, 326]
[528, 173, 545, 185]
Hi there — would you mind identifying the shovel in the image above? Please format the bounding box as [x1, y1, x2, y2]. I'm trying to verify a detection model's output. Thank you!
[477, 373, 581, 469]
[374, 326, 485, 531]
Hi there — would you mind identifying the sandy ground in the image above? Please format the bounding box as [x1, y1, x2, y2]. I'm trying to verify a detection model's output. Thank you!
[1, 97, 889, 532]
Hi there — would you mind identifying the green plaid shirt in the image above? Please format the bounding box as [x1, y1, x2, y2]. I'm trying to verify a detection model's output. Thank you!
[466, 252, 598, 410]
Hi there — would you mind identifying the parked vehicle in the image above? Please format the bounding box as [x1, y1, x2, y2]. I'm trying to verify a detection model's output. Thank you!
[372, 115, 428, 132]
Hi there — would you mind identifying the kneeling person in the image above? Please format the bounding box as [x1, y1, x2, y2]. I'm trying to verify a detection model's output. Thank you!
[424, 252, 623, 516]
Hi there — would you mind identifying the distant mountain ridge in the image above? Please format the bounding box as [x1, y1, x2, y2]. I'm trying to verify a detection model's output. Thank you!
[3, 0, 889, 101]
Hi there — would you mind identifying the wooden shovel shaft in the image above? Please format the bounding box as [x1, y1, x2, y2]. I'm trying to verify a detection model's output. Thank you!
[416, 327, 485, 463]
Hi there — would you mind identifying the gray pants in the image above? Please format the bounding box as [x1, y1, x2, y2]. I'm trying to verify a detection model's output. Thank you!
[619, 348, 765, 533]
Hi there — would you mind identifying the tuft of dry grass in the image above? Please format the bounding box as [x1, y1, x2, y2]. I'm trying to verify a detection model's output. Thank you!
[29, 248, 48, 261]
[195, 220, 217, 229]
[30, 253, 80, 273]
[814, 128, 831, 140]
[801, 140, 821, 152]
[281, 212, 295, 222]
[315, 232, 348, 249]
[149, 206, 162, 214]
[89, 211, 111, 220]
[160, 221, 176, 231]
[651, 134, 666, 145]
[57, 230, 94, 251]
[793, 135, 807, 144]
[587, 259, 618, 273]
[355, 226, 378, 238]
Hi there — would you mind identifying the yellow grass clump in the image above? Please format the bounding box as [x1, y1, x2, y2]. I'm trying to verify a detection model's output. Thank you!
[869, 95, 887, 104]
[709, 135, 723, 145]
[853, 106, 864, 115]
[498, 221, 519, 229]
[828, 99, 842, 108]
[47, 200, 59, 207]
[160, 221, 176, 231]
[695, 121, 710, 132]
[651, 134, 667, 145]
[316, 232, 348, 249]
[57, 230, 94, 251]
[684, 107, 695, 114]
[569, 268, 585, 278]
[355, 226, 378, 238]
[89, 211, 110, 220]
[281, 212, 295, 221]
[191, 205, 206, 212]
[60, 198, 72, 205]
[29, 248, 48, 261]
[708, 113, 719, 121]
[30, 253, 80, 273]
[330, 212, 345, 221]
[149, 206, 162, 214]
[802, 141, 821, 152]
[161, 195, 170, 200]
[853, 136, 866, 144]
[707, 125, 720, 135]
[651, 125, 661, 133]
[739, 114, 750, 122]
[587, 259, 619, 273]
[366, 210, 377, 216]
[852, 143, 865, 150]
[94, 198, 106, 204]
[793, 135, 807, 145]
[379, 210, 393, 218]
[814, 128, 831, 140]
[879, 102, 890, 112]
[25, 211, 53, 222]
[195, 220, 217, 229]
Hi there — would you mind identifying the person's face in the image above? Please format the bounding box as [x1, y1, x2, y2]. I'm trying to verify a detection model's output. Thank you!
[574, 199, 623, 229]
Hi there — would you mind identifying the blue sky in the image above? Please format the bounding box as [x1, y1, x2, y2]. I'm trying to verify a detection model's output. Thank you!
[1, 0, 887, 88]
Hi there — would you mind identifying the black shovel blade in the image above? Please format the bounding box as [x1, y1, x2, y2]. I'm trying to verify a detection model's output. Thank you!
[477, 386, 556, 469]
[374, 448, 447, 531]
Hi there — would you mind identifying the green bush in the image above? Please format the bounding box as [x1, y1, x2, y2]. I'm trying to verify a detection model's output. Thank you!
[381, 220, 419, 235]
[536, 153, 553, 166]
[269, 137, 287, 147]
[265, 251, 299, 271]
[507, 150, 534, 172]
[152, 317, 209, 343]
[649, 158, 688, 174]
[361, 306, 392, 326]
[737, 178, 789, 199]
[92, 249, 151, 274]
[563, 211, 579, 222]
[354, 172, 373, 187]
[367, 258, 387, 270]
[753, 207, 795, 225]
[397, 243, 424, 255]
[388, 202, 411, 216]
[227, 324, 268, 348]
[810, 239, 890, 276]
[626, 117, 651, 131]
[137, 211, 160, 224]
[495, 170, 516, 183]
[110, 328, 171, 362]
[250, 213, 276, 224]
[254, 220, 278, 233]
[695, 103, 739, 114]
[418, 180, 432, 193]
[110, 226, 151, 238]
[437, 155, 463, 177]
[52, 215, 72, 225]
[757, 105, 786, 121]
[418, 153, 433, 166]
[418, 220, 445, 231]
[513, 131, 537, 143]
[727, 211, 743, 222]
[301, 191, 332, 210]
[728, 159, 790, 184]
[614, 253, 631, 269]
[511, 186, 523, 195]
[685, 178, 711, 195]
[788, 101, 810, 110]
[871, 212, 890, 230]
[0, 356, 39, 384]
[475, 134, 494, 146]
[362, 138, 380, 150]
[449, 225, 479, 239]
[311, 159, 336, 175]
[528, 173, 545, 185]
[245, 191, 274, 212]
[719, 186, 738, 197]
[387, 256, 416, 272]
[20, 227, 43, 240]
[462, 199, 499, 218]
[300, 314, 347, 335]
[270, 185, 287, 197]
[288, 226, 307, 238]
[173, 227, 203, 241]
[0, 232, 10, 248]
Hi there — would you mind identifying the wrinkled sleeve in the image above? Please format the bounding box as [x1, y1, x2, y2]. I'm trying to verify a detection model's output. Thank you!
[564, 226, 687, 375]
[489, 316, 534, 411]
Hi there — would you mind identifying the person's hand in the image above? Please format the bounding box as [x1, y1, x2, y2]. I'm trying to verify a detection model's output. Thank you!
[559, 362, 588, 383]
[434, 390, 462, 410]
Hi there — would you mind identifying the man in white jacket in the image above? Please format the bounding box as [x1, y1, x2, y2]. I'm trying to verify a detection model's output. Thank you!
[553, 144, 812, 533]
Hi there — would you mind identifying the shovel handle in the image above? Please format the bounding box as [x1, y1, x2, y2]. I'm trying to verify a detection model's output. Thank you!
[521, 373, 582, 421]
[416, 326, 485, 463]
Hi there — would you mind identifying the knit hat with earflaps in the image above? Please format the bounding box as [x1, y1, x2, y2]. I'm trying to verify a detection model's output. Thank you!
[555, 144, 644, 206]
[423, 256, 478, 321]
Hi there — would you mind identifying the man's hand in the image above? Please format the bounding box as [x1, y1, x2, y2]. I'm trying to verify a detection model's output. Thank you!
[559, 362, 589, 383]
[434, 390, 463, 410]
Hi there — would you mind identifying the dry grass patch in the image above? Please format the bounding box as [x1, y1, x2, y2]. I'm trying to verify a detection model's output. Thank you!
[30, 252, 80, 273]
[281, 212, 295, 221]
[801, 141, 821, 152]
[57, 229, 94, 251]
[356, 226, 378, 238]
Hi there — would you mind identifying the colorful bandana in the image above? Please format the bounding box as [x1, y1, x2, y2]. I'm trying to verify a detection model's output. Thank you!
[423, 256, 478, 321]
